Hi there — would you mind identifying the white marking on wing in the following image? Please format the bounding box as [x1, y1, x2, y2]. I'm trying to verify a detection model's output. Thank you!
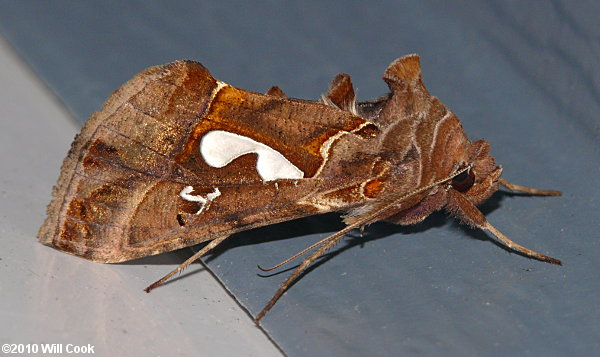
[200, 130, 304, 181]
[179, 186, 221, 214]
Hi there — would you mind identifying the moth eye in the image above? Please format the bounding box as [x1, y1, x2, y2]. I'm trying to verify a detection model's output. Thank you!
[451, 168, 475, 192]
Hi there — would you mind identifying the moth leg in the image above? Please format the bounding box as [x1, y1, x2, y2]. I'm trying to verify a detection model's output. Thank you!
[255, 224, 357, 322]
[256, 168, 493, 321]
[144, 235, 230, 293]
[446, 189, 561, 265]
[499, 178, 561, 196]
[484, 222, 561, 265]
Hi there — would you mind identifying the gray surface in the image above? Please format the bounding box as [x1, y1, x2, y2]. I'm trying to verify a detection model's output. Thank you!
[0, 35, 281, 357]
[1, 1, 599, 356]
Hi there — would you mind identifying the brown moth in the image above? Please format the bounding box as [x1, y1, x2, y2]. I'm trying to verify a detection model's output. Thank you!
[38, 54, 561, 322]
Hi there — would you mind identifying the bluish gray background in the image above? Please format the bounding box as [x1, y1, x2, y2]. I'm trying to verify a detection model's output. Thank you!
[1, 1, 598, 356]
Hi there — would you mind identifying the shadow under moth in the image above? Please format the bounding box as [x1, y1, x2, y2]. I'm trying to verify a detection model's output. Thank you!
[38, 54, 561, 322]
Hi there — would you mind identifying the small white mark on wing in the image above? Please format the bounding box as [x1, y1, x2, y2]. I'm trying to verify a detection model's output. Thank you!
[200, 130, 304, 181]
[179, 186, 221, 214]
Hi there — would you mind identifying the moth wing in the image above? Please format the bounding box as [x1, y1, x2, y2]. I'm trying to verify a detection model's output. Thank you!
[38, 61, 222, 262]
[39, 60, 377, 263]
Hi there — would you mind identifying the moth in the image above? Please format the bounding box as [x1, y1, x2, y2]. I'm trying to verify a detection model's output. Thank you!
[38, 54, 561, 322]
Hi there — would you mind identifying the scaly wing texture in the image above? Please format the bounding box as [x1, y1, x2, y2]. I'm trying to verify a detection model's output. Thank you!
[38, 61, 379, 262]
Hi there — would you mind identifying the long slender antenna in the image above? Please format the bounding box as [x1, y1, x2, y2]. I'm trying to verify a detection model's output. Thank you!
[257, 234, 335, 272]
[255, 166, 472, 322]
[255, 217, 372, 322]
[258, 165, 472, 273]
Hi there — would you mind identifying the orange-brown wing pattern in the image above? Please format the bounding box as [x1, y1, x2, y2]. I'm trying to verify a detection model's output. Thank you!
[38, 61, 378, 262]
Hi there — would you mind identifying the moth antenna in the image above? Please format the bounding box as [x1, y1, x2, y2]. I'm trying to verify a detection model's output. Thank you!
[344, 165, 472, 226]
[255, 165, 473, 322]
[257, 234, 335, 272]
[255, 221, 362, 322]
[144, 235, 230, 293]
[484, 222, 562, 265]
[499, 178, 561, 196]
[281, 166, 472, 273]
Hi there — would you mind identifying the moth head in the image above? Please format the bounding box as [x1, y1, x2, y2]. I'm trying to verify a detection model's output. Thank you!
[450, 139, 501, 205]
